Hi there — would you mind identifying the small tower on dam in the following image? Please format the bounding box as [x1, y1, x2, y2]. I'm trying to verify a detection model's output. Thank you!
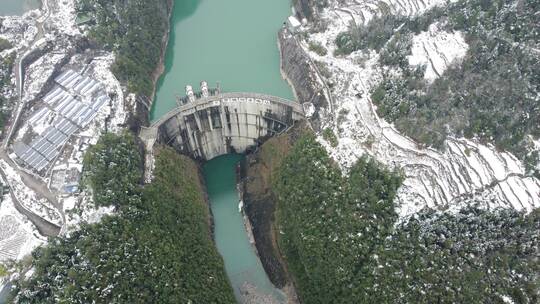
[186, 85, 196, 103]
[141, 82, 307, 161]
[200, 81, 209, 97]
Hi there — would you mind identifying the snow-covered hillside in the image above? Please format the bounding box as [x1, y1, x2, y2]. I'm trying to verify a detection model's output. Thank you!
[408, 22, 468, 82]
[296, 0, 540, 217]
[0, 0, 127, 269]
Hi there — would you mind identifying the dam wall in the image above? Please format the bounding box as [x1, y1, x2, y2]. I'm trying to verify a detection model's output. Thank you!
[143, 85, 305, 160]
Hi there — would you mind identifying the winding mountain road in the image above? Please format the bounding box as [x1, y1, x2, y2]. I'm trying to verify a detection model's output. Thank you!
[0, 0, 63, 237]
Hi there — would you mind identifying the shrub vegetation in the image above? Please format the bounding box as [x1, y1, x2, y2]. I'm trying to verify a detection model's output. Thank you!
[274, 133, 539, 303]
[10, 133, 235, 303]
[0, 38, 12, 53]
[76, 0, 171, 97]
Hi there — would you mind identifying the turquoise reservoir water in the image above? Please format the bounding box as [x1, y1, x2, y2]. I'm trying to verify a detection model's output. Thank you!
[150, 0, 294, 121]
[0, 0, 40, 16]
[151, 0, 294, 302]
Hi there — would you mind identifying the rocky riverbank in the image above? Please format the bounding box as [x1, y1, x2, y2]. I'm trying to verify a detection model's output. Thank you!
[242, 122, 309, 303]
[149, 0, 174, 110]
[278, 28, 329, 131]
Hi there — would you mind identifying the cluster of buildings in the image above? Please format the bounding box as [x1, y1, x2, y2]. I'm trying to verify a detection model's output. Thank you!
[12, 69, 109, 174]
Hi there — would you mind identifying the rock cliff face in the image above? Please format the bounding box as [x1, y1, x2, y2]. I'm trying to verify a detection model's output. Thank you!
[130, 0, 174, 133]
[279, 29, 329, 131]
[242, 122, 308, 300]
[279, 0, 540, 217]
[292, 0, 314, 20]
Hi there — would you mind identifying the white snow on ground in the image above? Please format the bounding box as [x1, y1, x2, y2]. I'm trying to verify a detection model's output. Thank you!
[501, 295, 515, 304]
[12, 52, 128, 229]
[23, 53, 67, 103]
[62, 194, 115, 233]
[299, 0, 540, 217]
[408, 22, 468, 82]
[46, 0, 80, 36]
[87, 54, 127, 132]
[0, 12, 41, 52]
[0, 160, 62, 226]
[327, 0, 456, 26]
[0, 195, 45, 263]
[0, 0, 130, 264]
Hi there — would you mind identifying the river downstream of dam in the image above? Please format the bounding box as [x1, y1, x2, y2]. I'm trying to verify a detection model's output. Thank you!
[151, 0, 294, 302]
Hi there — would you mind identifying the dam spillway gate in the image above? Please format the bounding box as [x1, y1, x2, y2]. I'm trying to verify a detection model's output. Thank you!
[141, 82, 307, 160]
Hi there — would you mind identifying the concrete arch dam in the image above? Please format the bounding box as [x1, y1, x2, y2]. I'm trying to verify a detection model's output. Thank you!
[142, 90, 306, 160]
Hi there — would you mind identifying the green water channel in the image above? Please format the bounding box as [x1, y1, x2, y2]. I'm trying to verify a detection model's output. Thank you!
[204, 155, 285, 301]
[151, 0, 294, 302]
[0, 283, 9, 304]
[0, 0, 40, 16]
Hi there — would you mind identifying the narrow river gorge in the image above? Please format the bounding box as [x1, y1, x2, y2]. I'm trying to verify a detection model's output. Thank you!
[151, 0, 294, 302]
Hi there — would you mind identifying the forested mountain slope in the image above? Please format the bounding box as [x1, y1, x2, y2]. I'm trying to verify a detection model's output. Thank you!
[277, 1, 540, 302]
[8, 134, 235, 303]
[364, 0, 540, 177]
[274, 133, 539, 303]
[76, 0, 171, 97]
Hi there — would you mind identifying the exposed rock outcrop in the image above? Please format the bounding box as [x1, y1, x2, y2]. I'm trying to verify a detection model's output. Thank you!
[278, 28, 329, 131]
[242, 122, 308, 299]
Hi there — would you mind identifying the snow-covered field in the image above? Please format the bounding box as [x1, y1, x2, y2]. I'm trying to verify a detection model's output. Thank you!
[0, 194, 45, 263]
[408, 22, 468, 82]
[47, 0, 81, 37]
[22, 53, 67, 103]
[299, 0, 540, 217]
[0, 11, 40, 53]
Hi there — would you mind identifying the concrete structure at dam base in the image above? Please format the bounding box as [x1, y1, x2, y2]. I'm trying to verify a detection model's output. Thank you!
[141, 82, 307, 161]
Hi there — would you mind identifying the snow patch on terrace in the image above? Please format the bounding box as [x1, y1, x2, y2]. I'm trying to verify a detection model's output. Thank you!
[47, 0, 80, 36]
[408, 22, 468, 82]
[299, 0, 540, 217]
[329, 0, 456, 26]
[0, 194, 45, 263]
[23, 52, 67, 103]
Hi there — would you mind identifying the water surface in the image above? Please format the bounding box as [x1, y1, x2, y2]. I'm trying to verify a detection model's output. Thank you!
[0, 282, 11, 304]
[151, 0, 294, 120]
[153, 0, 294, 302]
[204, 155, 285, 301]
[0, 0, 40, 16]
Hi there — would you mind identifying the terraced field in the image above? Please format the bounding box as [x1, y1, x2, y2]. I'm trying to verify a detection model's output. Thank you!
[297, 0, 540, 216]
